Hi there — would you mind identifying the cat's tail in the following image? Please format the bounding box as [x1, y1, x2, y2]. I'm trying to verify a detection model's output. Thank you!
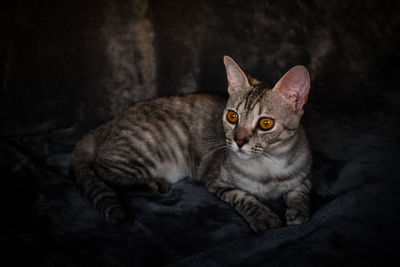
[70, 133, 125, 223]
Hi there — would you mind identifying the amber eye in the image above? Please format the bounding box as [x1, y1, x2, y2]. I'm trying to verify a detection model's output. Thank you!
[226, 110, 238, 124]
[258, 117, 274, 131]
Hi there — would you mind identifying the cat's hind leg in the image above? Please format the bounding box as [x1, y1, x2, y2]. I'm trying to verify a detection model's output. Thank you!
[94, 157, 170, 193]
[71, 135, 126, 223]
[72, 160, 126, 223]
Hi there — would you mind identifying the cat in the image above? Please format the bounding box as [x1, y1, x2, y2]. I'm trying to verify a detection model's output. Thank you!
[70, 56, 312, 233]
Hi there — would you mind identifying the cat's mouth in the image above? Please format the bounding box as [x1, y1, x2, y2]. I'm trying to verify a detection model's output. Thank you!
[227, 139, 253, 159]
[233, 146, 253, 160]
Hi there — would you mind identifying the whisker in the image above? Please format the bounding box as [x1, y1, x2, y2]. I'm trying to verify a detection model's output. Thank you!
[203, 135, 226, 140]
[250, 148, 285, 168]
[203, 141, 228, 148]
[202, 145, 229, 159]
[203, 138, 226, 143]
[261, 151, 286, 168]
[204, 144, 227, 150]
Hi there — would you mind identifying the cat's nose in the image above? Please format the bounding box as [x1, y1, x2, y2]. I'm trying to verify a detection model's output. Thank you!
[235, 138, 248, 148]
[235, 127, 250, 148]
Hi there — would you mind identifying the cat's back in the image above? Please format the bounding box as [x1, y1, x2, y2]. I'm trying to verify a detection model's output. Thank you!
[124, 93, 225, 120]
[114, 93, 226, 140]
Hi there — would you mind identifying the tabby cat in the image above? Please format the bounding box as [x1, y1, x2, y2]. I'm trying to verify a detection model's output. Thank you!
[70, 56, 312, 233]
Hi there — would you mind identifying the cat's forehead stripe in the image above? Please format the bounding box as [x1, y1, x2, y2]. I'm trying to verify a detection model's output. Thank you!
[235, 85, 270, 112]
[235, 93, 248, 110]
[246, 85, 270, 112]
[235, 99, 244, 110]
[242, 90, 253, 110]
[249, 87, 268, 111]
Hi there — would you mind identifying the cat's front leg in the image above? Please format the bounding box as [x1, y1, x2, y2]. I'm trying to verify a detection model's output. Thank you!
[284, 176, 312, 225]
[206, 181, 281, 233]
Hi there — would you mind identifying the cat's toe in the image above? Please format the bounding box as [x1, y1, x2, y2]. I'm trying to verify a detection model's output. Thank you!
[106, 206, 126, 223]
[249, 221, 269, 233]
[154, 177, 170, 193]
[248, 211, 282, 233]
[148, 178, 170, 193]
[265, 212, 282, 230]
[285, 208, 309, 225]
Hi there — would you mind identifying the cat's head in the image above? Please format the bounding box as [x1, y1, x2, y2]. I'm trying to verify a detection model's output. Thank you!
[222, 56, 310, 159]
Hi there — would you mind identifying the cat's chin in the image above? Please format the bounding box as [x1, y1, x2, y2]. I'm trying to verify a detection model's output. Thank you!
[236, 151, 253, 160]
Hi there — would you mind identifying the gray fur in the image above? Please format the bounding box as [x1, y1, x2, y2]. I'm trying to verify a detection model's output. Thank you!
[70, 56, 312, 232]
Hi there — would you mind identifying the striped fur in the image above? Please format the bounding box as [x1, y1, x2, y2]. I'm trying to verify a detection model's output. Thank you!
[71, 56, 312, 232]
[71, 94, 226, 222]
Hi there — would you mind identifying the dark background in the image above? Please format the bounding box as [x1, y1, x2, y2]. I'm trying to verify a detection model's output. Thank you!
[1, 0, 400, 266]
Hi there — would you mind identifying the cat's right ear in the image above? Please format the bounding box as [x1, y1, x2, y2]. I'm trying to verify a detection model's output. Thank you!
[223, 56, 251, 95]
[273, 65, 310, 112]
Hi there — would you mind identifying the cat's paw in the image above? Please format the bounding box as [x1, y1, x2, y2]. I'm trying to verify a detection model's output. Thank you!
[148, 177, 170, 193]
[285, 208, 309, 226]
[248, 210, 282, 233]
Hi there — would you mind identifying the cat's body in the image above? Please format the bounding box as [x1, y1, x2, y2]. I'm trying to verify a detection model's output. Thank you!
[71, 56, 312, 232]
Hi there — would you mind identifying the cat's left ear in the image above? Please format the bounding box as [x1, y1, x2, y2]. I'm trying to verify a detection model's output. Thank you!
[223, 56, 253, 96]
[273, 65, 310, 112]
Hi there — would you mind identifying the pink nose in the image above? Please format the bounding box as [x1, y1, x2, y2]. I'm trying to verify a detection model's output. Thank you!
[235, 139, 246, 148]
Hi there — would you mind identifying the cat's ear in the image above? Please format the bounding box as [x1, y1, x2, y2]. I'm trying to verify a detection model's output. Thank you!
[223, 56, 252, 95]
[273, 65, 310, 111]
